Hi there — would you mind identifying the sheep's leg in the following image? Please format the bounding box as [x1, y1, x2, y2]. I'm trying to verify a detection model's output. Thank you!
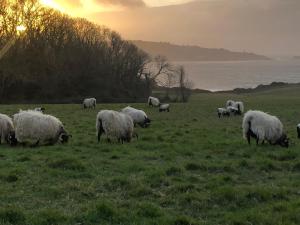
[30, 140, 39, 148]
[97, 131, 102, 142]
[256, 138, 259, 145]
[246, 131, 251, 145]
[218, 113, 221, 118]
[0, 135, 2, 145]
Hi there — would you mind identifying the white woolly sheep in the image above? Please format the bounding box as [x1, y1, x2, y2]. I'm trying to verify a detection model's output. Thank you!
[226, 100, 244, 115]
[11, 110, 70, 146]
[159, 104, 170, 112]
[83, 98, 96, 109]
[96, 110, 136, 143]
[226, 100, 235, 107]
[297, 124, 300, 139]
[0, 113, 15, 144]
[217, 108, 230, 118]
[242, 110, 289, 148]
[148, 96, 160, 107]
[234, 101, 244, 114]
[121, 106, 151, 128]
[34, 107, 45, 113]
[227, 106, 240, 115]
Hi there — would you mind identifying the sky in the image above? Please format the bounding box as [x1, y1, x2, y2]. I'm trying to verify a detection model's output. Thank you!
[43, 0, 300, 56]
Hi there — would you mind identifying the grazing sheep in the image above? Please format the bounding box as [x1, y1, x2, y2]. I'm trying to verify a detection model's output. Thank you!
[11, 110, 70, 146]
[0, 113, 15, 144]
[242, 110, 289, 148]
[83, 98, 96, 109]
[34, 107, 45, 113]
[217, 108, 230, 118]
[226, 100, 235, 107]
[121, 106, 151, 128]
[297, 124, 300, 138]
[159, 104, 170, 112]
[148, 96, 160, 107]
[227, 106, 240, 115]
[96, 110, 135, 143]
[234, 101, 244, 114]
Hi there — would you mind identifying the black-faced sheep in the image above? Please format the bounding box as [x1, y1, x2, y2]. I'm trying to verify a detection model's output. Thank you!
[10, 110, 71, 146]
[121, 106, 151, 128]
[0, 113, 15, 144]
[148, 96, 160, 107]
[34, 107, 45, 113]
[226, 100, 235, 107]
[159, 104, 170, 112]
[234, 101, 244, 114]
[217, 108, 230, 118]
[83, 98, 96, 109]
[242, 110, 289, 148]
[96, 110, 136, 143]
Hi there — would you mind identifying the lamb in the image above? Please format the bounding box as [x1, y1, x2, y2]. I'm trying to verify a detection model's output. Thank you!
[83, 98, 96, 109]
[242, 110, 289, 148]
[217, 108, 230, 118]
[159, 104, 170, 112]
[297, 124, 300, 138]
[148, 96, 160, 107]
[0, 113, 15, 144]
[121, 106, 151, 128]
[11, 110, 71, 146]
[96, 110, 135, 143]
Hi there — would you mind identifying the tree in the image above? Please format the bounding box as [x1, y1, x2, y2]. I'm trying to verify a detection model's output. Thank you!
[176, 65, 194, 102]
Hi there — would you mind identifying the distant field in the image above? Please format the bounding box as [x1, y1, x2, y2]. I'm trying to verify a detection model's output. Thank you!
[1, 88, 300, 225]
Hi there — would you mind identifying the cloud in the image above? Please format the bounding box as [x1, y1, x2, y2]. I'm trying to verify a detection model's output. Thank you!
[94, 0, 146, 8]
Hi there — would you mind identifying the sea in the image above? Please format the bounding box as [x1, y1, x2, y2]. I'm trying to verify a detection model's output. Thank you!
[173, 59, 300, 91]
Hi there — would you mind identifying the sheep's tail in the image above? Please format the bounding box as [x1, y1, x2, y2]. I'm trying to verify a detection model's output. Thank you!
[242, 115, 251, 139]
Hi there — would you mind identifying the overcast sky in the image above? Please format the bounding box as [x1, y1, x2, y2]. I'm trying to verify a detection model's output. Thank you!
[56, 0, 300, 56]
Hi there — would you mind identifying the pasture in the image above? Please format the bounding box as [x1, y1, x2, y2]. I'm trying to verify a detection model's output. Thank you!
[1, 87, 300, 225]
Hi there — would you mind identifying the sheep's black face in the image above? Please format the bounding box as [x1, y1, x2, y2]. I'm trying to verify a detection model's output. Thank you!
[143, 118, 151, 128]
[60, 133, 71, 143]
[297, 127, 300, 139]
[278, 134, 289, 148]
[9, 131, 18, 146]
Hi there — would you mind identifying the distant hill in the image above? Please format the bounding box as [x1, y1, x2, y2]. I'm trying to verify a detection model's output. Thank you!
[132, 40, 270, 61]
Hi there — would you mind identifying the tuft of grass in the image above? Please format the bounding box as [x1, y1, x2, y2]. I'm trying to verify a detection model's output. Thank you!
[0, 207, 26, 225]
[47, 158, 85, 171]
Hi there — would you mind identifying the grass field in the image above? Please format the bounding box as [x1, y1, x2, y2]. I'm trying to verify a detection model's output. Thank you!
[1, 87, 300, 225]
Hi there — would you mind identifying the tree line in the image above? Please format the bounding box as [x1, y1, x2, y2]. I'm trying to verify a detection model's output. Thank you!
[0, 0, 193, 103]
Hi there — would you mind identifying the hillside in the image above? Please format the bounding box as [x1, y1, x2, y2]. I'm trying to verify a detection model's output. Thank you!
[132, 40, 270, 61]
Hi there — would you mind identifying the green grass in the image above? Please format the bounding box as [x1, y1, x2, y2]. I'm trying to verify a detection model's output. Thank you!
[1, 88, 300, 225]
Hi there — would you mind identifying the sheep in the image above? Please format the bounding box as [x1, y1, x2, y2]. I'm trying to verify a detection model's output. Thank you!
[96, 110, 136, 143]
[217, 108, 230, 118]
[297, 124, 300, 139]
[83, 98, 96, 109]
[34, 107, 45, 113]
[242, 110, 289, 148]
[226, 100, 235, 107]
[148, 96, 160, 107]
[11, 110, 71, 146]
[227, 106, 240, 115]
[234, 101, 244, 114]
[121, 106, 151, 128]
[159, 104, 170, 112]
[0, 113, 15, 144]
